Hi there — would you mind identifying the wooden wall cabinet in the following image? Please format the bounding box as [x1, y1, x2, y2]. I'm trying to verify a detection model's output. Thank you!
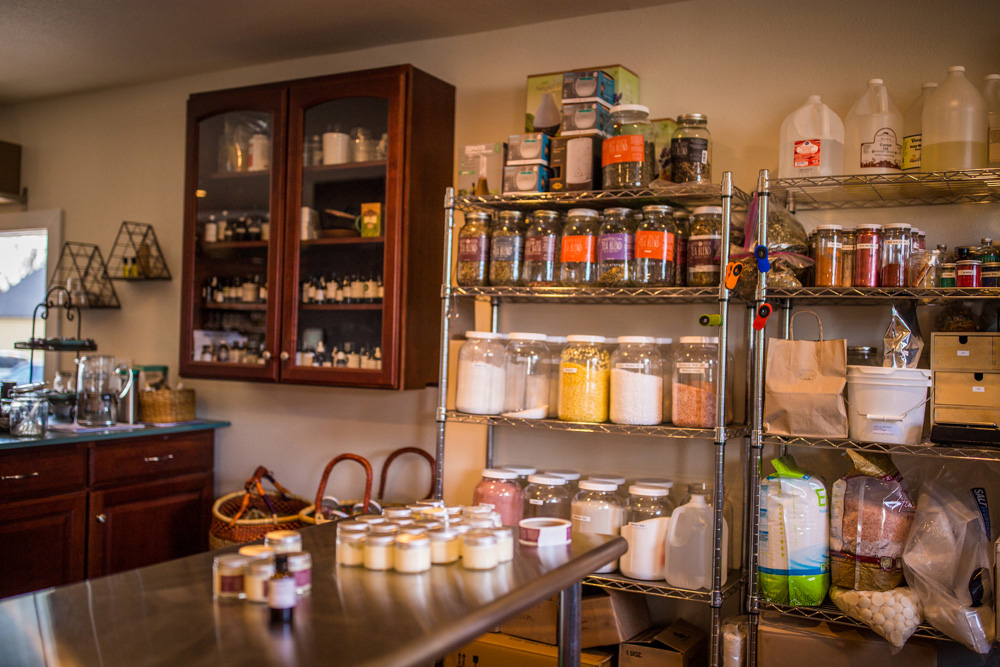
[180, 64, 455, 389]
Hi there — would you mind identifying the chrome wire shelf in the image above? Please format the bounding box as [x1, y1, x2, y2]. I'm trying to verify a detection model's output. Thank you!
[766, 285, 1000, 305]
[443, 411, 748, 440]
[586, 570, 744, 603]
[759, 601, 950, 641]
[771, 169, 1000, 209]
[454, 183, 752, 212]
[762, 435, 1000, 461]
[446, 285, 723, 304]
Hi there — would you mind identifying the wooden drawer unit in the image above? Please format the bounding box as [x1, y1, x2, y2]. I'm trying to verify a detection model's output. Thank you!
[932, 405, 1000, 428]
[0, 444, 87, 501]
[90, 430, 214, 487]
[931, 332, 998, 371]
[934, 372, 1000, 409]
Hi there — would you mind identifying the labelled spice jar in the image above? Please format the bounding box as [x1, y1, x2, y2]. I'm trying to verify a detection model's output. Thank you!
[983, 262, 1000, 288]
[839, 229, 856, 287]
[670, 114, 712, 183]
[609, 336, 663, 425]
[880, 223, 911, 288]
[939, 262, 957, 288]
[213, 554, 249, 600]
[523, 210, 562, 286]
[633, 205, 677, 286]
[287, 552, 312, 594]
[560, 209, 600, 286]
[687, 206, 723, 286]
[598, 208, 634, 286]
[956, 260, 982, 288]
[522, 474, 571, 520]
[814, 224, 843, 287]
[456, 211, 491, 286]
[489, 211, 525, 286]
[602, 105, 656, 189]
[853, 224, 881, 287]
[559, 335, 610, 423]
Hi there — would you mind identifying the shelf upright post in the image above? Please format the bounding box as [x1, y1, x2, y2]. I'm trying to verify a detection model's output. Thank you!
[486, 296, 500, 469]
[433, 187, 458, 499]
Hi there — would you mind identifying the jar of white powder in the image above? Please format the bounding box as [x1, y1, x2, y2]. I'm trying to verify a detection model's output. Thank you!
[609, 336, 663, 425]
[502, 333, 550, 418]
[455, 331, 506, 414]
[571, 481, 624, 574]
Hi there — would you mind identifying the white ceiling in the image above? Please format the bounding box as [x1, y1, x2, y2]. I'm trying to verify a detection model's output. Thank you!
[0, 0, 679, 107]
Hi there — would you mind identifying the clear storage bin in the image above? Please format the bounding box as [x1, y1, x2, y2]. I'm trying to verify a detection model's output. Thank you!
[522, 474, 571, 520]
[609, 336, 663, 425]
[455, 331, 506, 415]
[502, 332, 550, 418]
[558, 335, 609, 423]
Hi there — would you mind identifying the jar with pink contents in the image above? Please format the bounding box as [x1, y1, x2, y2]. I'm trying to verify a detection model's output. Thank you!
[472, 469, 523, 527]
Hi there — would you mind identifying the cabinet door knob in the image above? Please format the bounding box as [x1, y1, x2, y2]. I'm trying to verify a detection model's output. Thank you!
[261, 350, 272, 360]
[96, 514, 107, 524]
[279, 351, 290, 361]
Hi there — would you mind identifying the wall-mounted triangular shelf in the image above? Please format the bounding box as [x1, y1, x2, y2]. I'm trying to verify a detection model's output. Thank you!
[48, 242, 120, 309]
[106, 221, 171, 280]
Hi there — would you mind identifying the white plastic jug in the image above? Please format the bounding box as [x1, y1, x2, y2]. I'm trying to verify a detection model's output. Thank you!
[663, 491, 728, 590]
[844, 78, 903, 174]
[902, 83, 937, 171]
[778, 95, 844, 178]
[922, 66, 988, 172]
[981, 74, 1000, 168]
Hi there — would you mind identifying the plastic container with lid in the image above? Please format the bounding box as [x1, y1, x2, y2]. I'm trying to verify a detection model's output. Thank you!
[609, 336, 663, 425]
[428, 528, 460, 564]
[456, 211, 491, 286]
[778, 95, 845, 178]
[455, 331, 506, 415]
[880, 223, 911, 288]
[853, 224, 882, 287]
[670, 114, 712, 183]
[523, 210, 562, 286]
[620, 485, 673, 581]
[672, 336, 722, 428]
[902, 82, 938, 171]
[922, 66, 988, 172]
[502, 465, 538, 489]
[572, 481, 625, 573]
[472, 469, 522, 527]
[597, 208, 634, 286]
[602, 104, 655, 189]
[814, 225, 844, 287]
[844, 78, 903, 174]
[489, 210, 526, 287]
[560, 209, 600, 286]
[588, 474, 628, 505]
[633, 205, 678, 286]
[363, 534, 395, 571]
[502, 333, 550, 418]
[558, 335, 610, 423]
[687, 206, 723, 287]
[545, 469, 581, 495]
[522, 474, 571, 520]
[545, 335, 567, 419]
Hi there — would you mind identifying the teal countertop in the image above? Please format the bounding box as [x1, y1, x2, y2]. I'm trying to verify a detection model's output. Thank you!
[0, 420, 230, 451]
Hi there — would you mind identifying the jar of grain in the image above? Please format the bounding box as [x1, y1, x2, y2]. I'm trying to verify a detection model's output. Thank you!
[814, 224, 843, 287]
[522, 474, 571, 520]
[670, 114, 712, 183]
[523, 210, 562, 286]
[672, 336, 721, 428]
[503, 332, 550, 417]
[456, 211, 491, 286]
[559, 209, 600, 286]
[489, 211, 525, 286]
[598, 207, 634, 286]
[558, 335, 609, 423]
[602, 105, 655, 189]
[571, 481, 624, 573]
[632, 205, 678, 286]
[472, 469, 523, 527]
[609, 336, 663, 425]
[455, 332, 506, 415]
[687, 206, 723, 287]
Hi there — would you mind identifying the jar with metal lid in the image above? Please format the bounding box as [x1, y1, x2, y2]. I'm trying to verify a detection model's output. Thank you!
[939, 263, 957, 287]
[398, 525, 429, 536]
[983, 262, 1000, 288]
[212, 554, 249, 600]
[502, 465, 537, 489]
[847, 346, 879, 367]
[245, 558, 275, 603]
[853, 224, 882, 287]
[839, 229, 856, 287]
[394, 533, 432, 573]
[909, 249, 942, 288]
[956, 260, 982, 288]
[609, 336, 663, 425]
[672, 336, 721, 428]
[559, 335, 610, 423]
[880, 223, 911, 287]
[673, 211, 691, 286]
[462, 530, 499, 570]
[491, 526, 515, 563]
[597, 208, 634, 286]
[559, 209, 600, 286]
[544, 469, 581, 495]
[571, 481, 624, 573]
[472, 469, 522, 527]
[502, 333, 550, 417]
[620, 485, 673, 581]
[354, 514, 385, 525]
[814, 225, 843, 287]
[545, 335, 567, 419]
[383, 507, 413, 521]
[337, 531, 366, 567]
[632, 205, 678, 286]
[287, 552, 312, 594]
[687, 206, 723, 286]
[522, 474, 571, 520]
[239, 544, 276, 561]
[489, 211, 526, 286]
[265, 530, 302, 554]
[429, 528, 460, 564]
[602, 105, 655, 189]
[369, 522, 401, 536]
[670, 114, 712, 183]
[455, 331, 506, 415]
[973, 238, 999, 264]
[523, 210, 562, 286]
[456, 211, 491, 286]
[363, 534, 395, 571]
[9, 393, 49, 437]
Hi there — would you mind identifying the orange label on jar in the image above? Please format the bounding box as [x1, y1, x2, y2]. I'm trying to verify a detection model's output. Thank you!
[635, 230, 675, 260]
[561, 235, 596, 263]
[602, 135, 645, 167]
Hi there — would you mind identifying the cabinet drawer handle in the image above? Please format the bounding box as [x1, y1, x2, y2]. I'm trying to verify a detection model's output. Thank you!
[144, 454, 175, 463]
[1, 472, 40, 481]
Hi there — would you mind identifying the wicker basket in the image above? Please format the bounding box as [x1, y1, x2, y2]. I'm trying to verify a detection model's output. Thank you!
[139, 388, 195, 423]
[210, 490, 311, 550]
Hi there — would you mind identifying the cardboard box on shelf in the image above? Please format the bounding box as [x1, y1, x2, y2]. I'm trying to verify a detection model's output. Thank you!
[618, 619, 707, 667]
[550, 134, 602, 191]
[444, 632, 614, 667]
[503, 165, 549, 194]
[561, 101, 613, 137]
[507, 133, 552, 166]
[500, 588, 652, 648]
[456, 142, 505, 196]
[526, 65, 640, 133]
[562, 70, 616, 106]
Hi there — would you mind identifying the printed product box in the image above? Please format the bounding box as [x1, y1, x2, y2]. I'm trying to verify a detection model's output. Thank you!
[562, 70, 615, 106]
[499, 589, 652, 648]
[444, 633, 613, 667]
[457, 142, 505, 196]
[550, 134, 602, 191]
[507, 133, 551, 166]
[561, 102, 613, 137]
[526, 65, 640, 133]
[618, 620, 707, 667]
[503, 165, 549, 194]
[651, 117, 678, 181]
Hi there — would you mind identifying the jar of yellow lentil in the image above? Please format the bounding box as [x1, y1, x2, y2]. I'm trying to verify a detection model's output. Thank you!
[558, 335, 609, 423]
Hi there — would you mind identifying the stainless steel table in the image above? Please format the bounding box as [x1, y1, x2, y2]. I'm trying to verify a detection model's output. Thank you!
[0, 523, 626, 667]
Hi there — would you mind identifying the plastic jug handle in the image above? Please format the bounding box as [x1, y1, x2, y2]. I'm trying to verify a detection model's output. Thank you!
[116, 366, 134, 400]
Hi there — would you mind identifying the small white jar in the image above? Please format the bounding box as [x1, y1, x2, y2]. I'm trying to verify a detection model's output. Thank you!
[394, 533, 432, 573]
[354, 514, 386, 525]
[337, 532, 366, 567]
[462, 530, 499, 570]
[264, 530, 302, 554]
[444, 506, 464, 517]
[463, 505, 494, 519]
[213, 554, 249, 600]
[287, 551, 312, 594]
[416, 520, 444, 531]
[337, 520, 369, 535]
[383, 507, 414, 521]
[364, 534, 396, 571]
[451, 523, 472, 558]
[369, 522, 400, 536]
[399, 525, 429, 536]
[429, 528, 460, 564]
[491, 526, 515, 563]
[245, 559, 275, 603]
[421, 506, 449, 522]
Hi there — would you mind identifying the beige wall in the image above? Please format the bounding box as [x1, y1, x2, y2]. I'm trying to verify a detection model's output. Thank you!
[0, 0, 997, 514]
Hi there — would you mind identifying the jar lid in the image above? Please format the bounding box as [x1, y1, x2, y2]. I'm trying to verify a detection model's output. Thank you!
[340, 531, 366, 543]
[398, 525, 430, 536]
[629, 484, 669, 497]
[867, 78, 884, 85]
[957, 259, 982, 265]
[692, 206, 722, 215]
[482, 468, 519, 480]
[545, 469, 580, 481]
[679, 336, 719, 344]
[633, 478, 673, 489]
[611, 103, 650, 115]
[578, 480, 618, 492]
[503, 465, 537, 475]
[451, 523, 472, 534]
[508, 332, 548, 342]
[678, 113, 707, 123]
[463, 505, 494, 516]
[354, 514, 386, 524]
[238, 544, 276, 558]
[383, 508, 413, 519]
[264, 530, 301, 545]
[589, 474, 626, 485]
[369, 522, 401, 534]
[445, 505, 464, 515]
[567, 208, 599, 218]
[603, 207, 632, 216]
[641, 204, 674, 213]
[491, 526, 515, 539]
[527, 474, 567, 485]
[420, 506, 448, 519]
[416, 520, 444, 530]
[215, 554, 249, 569]
[604, 337, 618, 345]
[948, 65, 966, 73]
[566, 335, 606, 344]
[884, 223, 912, 229]
[918, 231, 927, 237]
[816, 224, 843, 230]
[547, 335, 568, 344]
[856, 223, 882, 230]
[469, 518, 496, 529]
[463, 529, 498, 546]
[366, 534, 396, 546]
[286, 551, 312, 566]
[655, 337, 673, 345]
[534, 209, 560, 217]
[466, 331, 504, 340]
[429, 527, 458, 540]
[415, 499, 446, 507]
[617, 336, 656, 344]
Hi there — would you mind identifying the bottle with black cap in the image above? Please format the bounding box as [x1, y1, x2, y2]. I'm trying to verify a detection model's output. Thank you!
[268, 553, 297, 624]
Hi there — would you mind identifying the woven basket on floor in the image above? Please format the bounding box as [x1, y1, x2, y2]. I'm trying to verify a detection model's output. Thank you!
[209, 466, 309, 550]
[139, 388, 196, 423]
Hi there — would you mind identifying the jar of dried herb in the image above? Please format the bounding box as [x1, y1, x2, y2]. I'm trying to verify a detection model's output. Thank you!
[686, 206, 723, 286]
[559, 209, 600, 286]
[489, 210, 525, 286]
[598, 207, 634, 286]
[672, 210, 691, 286]
[523, 210, 562, 286]
[602, 105, 656, 189]
[670, 114, 712, 183]
[632, 205, 678, 286]
[814, 224, 843, 287]
[457, 211, 491, 286]
[840, 229, 856, 287]
[558, 335, 609, 423]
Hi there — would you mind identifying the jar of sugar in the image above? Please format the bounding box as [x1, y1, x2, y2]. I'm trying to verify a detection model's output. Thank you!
[455, 332, 506, 415]
[571, 481, 624, 574]
[609, 336, 663, 425]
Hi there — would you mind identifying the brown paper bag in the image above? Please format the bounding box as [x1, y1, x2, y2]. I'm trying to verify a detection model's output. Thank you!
[764, 311, 848, 438]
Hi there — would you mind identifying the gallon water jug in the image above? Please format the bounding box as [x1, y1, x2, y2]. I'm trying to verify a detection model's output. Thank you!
[844, 79, 903, 174]
[902, 83, 937, 171]
[778, 95, 844, 178]
[922, 66, 988, 172]
[982, 74, 1000, 168]
[663, 490, 728, 590]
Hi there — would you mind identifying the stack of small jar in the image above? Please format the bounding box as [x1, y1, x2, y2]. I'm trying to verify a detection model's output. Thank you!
[455, 332, 727, 428]
[212, 529, 312, 603]
[457, 206, 736, 290]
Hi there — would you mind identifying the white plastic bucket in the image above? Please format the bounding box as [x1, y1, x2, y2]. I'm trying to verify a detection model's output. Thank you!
[846, 365, 931, 445]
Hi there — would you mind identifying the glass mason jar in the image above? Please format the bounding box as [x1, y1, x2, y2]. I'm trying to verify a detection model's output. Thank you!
[939, 262, 957, 287]
[502, 465, 537, 489]
[632, 205, 678, 286]
[9, 394, 49, 437]
[572, 481, 624, 573]
[840, 229, 856, 287]
[620, 485, 673, 580]
[455, 331, 506, 415]
[670, 114, 712, 183]
[853, 224, 882, 287]
[489, 211, 526, 286]
[522, 474, 571, 520]
[456, 211, 491, 286]
[973, 238, 999, 264]
[880, 223, 911, 288]
[672, 336, 721, 428]
[909, 249, 942, 288]
[546, 335, 567, 419]
[672, 210, 691, 287]
[814, 224, 843, 287]
[602, 105, 656, 189]
[560, 209, 600, 286]
[472, 469, 523, 527]
[687, 206, 723, 287]
[609, 336, 663, 425]
[598, 207, 634, 286]
[847, 346, 879, 366]
[523, 210, 562, 286]
[503, 332, 550, 417]
[558, 335, 610, 423]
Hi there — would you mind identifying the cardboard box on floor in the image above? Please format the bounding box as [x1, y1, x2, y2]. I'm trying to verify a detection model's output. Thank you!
[500, 588, 652, 648]
[618, 619, 707, 667]
[444, 632, 614, 667]
[757, 613, 937, 667]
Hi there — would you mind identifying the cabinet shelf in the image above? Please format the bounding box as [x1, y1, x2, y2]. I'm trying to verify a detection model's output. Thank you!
[443, 411, 747, 440]
[766, 285, 1000, 305]
[762, 434, 1000, 461]
[303, 160, 388, 184]
[201, 170, 271, 182]
[758, 602, 949, 641]
[447, 285, 722, 304]
[200, 302, 267, 311]
[299, 303, 382, 311]
[586, 570, 744, 602]
[199, 240, 269, 252]
[455, 183, 752, 212]
[301, 236, 385, 247]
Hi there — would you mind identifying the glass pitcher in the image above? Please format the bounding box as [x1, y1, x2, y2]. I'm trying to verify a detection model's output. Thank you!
[76, 356, 133, 427]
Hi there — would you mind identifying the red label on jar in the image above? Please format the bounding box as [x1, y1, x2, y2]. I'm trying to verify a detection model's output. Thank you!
[561, 235, 596, 263]
[525, 236, 557, 263]
[602, 135, 645, 167]
[635, 230, 675, 260]
[458, 237, 488, 263]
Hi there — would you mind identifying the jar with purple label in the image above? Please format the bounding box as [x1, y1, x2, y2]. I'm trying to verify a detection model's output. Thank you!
[598, 208, 634, 286]
[523, 210, 562, 286]
[457, 211, 491, 286]
[489, 211, 526, 286]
